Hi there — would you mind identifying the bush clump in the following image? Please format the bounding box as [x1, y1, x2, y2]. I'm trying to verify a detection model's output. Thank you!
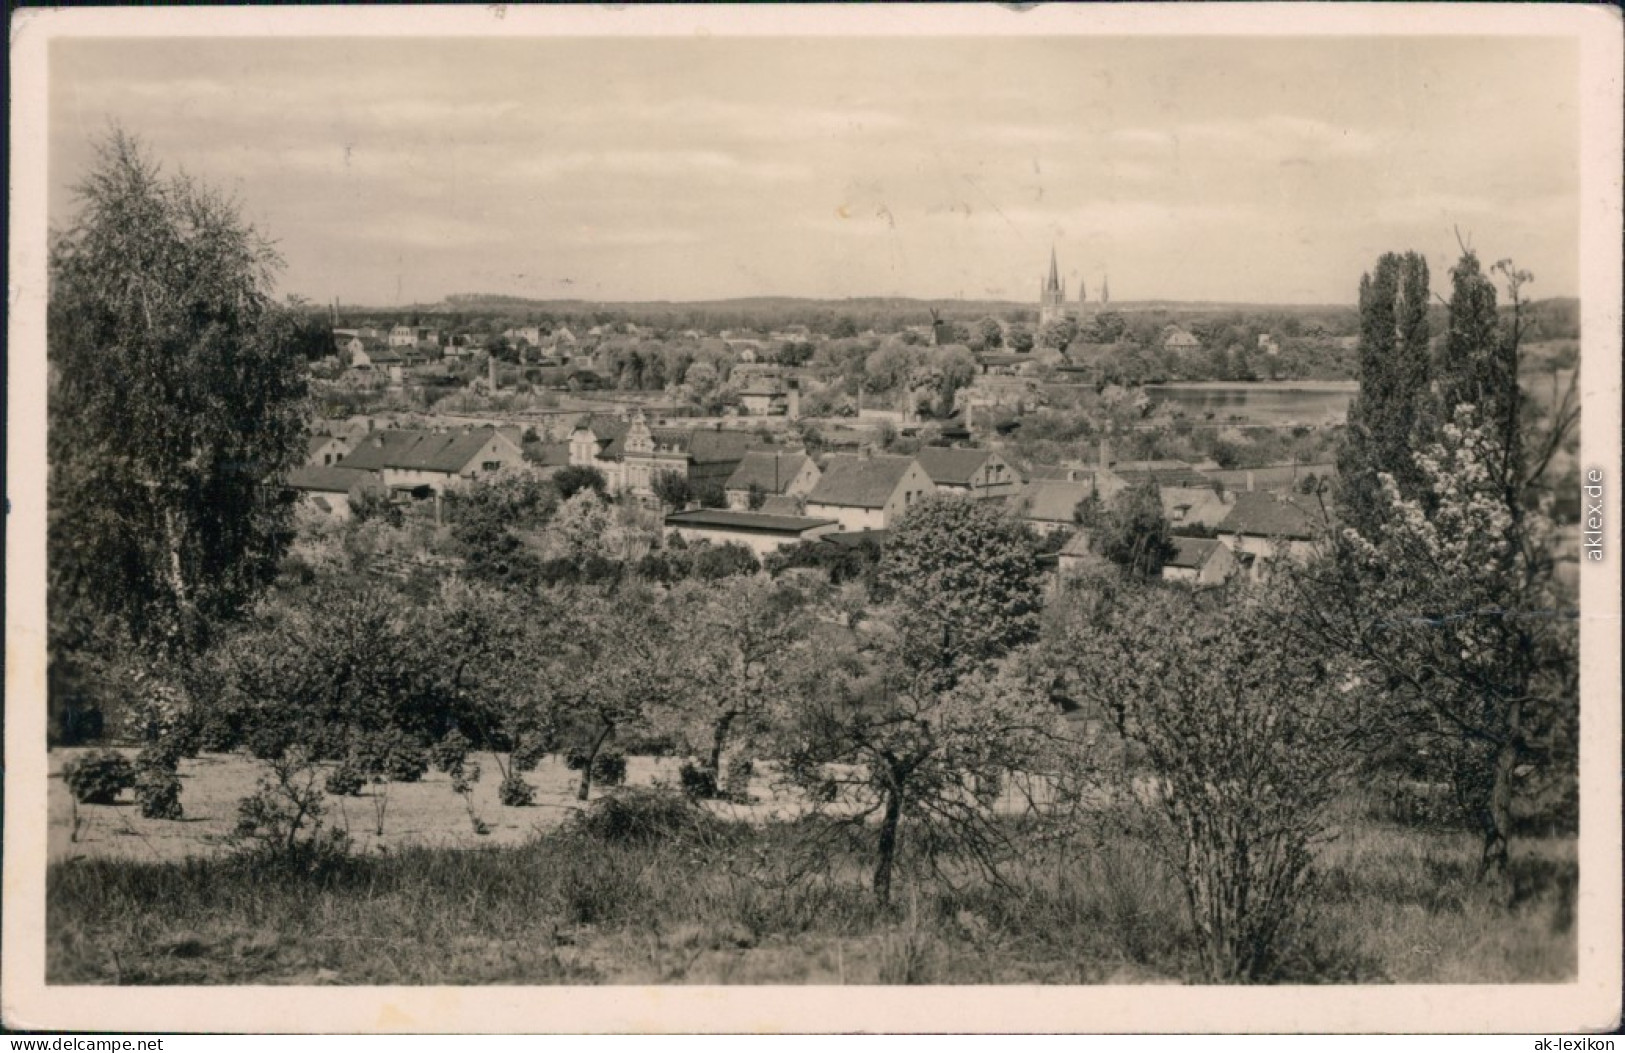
[134, 765, 184, 820]
[325, 761, 367, 798]
[62, 750, 136, 804]
[678, 761, 718, 800]
[571, 787, 715, 846]
[498, 774, 535, 807]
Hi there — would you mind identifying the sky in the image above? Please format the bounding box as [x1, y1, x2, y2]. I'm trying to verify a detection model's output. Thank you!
[48, 35, 1580, 306]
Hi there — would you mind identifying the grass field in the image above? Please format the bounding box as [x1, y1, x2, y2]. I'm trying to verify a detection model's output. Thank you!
[45, 750, 1575, 985]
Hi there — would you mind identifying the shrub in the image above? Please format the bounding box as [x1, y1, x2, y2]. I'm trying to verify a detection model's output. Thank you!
[593, 751, 627, 787]
[717, 757, 755, 802]
[134, 765, 184, 820]
[510, 736, 548, 774]
[571, 787, 714, 846]
[325, 761, 367, 798]
[678, 761, 718, 800]
[382, 742, 429, 783]
[1055, 587, 1353, 981]
[430, 730, 472, 776]
[62, 750, 136, 805]
[498, 774, 535, 807]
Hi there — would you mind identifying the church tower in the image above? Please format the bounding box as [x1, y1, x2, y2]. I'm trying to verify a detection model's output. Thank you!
[1038, 247, 1068, 326]
[1100, 273, 1110, 306]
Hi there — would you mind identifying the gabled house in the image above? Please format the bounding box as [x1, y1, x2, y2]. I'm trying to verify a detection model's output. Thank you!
[336, 427, 527, 494]
[1215, 492, 1325, 575]
[285, 464, 377, 520]
[723, 450, 821, 510]
[1160, 537, 1237, 586]
[803, 453, 935, 532]
[914, 447, 1022, 501]
[307, 433, 352, 468]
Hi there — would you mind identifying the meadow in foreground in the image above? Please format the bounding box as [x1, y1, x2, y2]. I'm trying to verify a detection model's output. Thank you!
[47, 786, 1575, 986]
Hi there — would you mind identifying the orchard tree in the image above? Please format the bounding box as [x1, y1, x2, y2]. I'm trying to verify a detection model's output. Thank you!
[48, 129, 309, 659]
[881, 495, 1044, 690]
[664, 575, 816, 791]
[554, 584, 680, 800]
[776, 618, 1061, 905]
[773, 495, 1055, 904]
[1295, 251, 1579, 890]
[1292, 408, 1577, 890]
[423, 581, 558, 806]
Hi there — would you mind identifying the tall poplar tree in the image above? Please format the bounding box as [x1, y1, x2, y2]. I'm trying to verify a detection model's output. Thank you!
[1335, 251, 1431, 534]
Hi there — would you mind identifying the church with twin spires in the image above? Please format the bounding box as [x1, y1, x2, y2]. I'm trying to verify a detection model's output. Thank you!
[1038, 248, 1107, 325]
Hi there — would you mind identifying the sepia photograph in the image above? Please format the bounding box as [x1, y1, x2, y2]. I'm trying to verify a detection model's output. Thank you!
[5, 2, 1621, 1035]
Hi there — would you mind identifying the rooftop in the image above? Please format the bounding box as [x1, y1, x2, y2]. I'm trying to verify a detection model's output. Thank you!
[1217, 492, 1325, 540]
[1014, 479, 1093, 523]
[914, 446, 999, 487]
[725, 450, 812, 495]
[806, 454, 918, 509]
[665, 509, 836, 535]
[1166, 536, 1224, 569]
[286, 464, 375, 494]
[339, 427, 507, 474]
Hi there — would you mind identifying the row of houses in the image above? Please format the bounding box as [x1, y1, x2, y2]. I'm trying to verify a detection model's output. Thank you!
[286, 425, 529, 518]
[288, 413, 1328, 583]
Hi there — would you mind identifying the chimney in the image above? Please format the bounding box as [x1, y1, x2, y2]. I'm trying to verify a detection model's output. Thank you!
[488, 355, 498, 391]
[1246, 471, 1256, 493]
[1099, 440, 1112, 469]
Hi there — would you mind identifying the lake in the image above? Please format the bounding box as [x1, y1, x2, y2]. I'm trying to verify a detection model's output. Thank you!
[1145, 382, 1357, 425]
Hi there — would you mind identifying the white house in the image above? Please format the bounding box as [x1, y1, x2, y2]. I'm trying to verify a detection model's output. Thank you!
[285, 465, 376, 520]
[803, 453, 935, 532]
[308, 433, 353, 468]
